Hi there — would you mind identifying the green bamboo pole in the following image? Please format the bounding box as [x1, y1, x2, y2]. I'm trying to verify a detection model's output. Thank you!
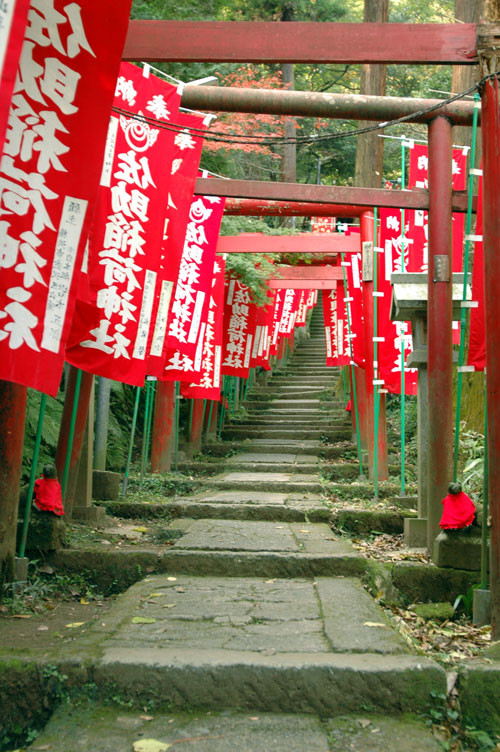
[341, 366, 348, 404]
[173, 382, 180, 470]
[19, 393, 47, 558]
[453, 94, 480, 480]
[206, 400, 214, 439]
[341, 252, 363, 475]
[481, 375, 489, 590]
[122, 385, 141, 495]
[140, 379, 152, 487]
[61, 368, 82, 499]
[144, 379, 155, 471]
[400, 138, 407, 497]
[218, 377, 226, 438]
[188, 398, 194, 438]
[373, 209, 380, 499]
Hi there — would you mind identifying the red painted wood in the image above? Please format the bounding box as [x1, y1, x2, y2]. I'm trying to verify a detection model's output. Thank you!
[124, 21, 477, 65]
[151, 381, 175, 474]
[361, 212, 388, 481]
[197, 178, 470, 213]
[216, 233, 359, 255]
[272, 266, 343, 279]
[481, 76, 500, 637]
[0, 381, 26, 585]
[224, 199, 364, 217]
[353, 366, 368, 451]
[269, 280, 338, 289]
[182, 85, 477, 126]
[427, 116, 454, 556]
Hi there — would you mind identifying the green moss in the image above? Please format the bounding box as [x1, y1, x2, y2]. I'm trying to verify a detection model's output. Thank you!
[412, 602, 455, 621]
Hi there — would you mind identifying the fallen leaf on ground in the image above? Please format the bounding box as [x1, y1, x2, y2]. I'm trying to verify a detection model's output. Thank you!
[162, 604, 176, 609]
[65, 622, 85, 629]
[357, 718, 371, 728]
[12, 614, 32, 619]
[132, 616, 157, 624]
[80, 598, 89, 605]
[38, 564, 54, 574]
[250, 717, 259, 721]
[264, 579, 275, 584]
[167, 577, 177, 581]
[37, 625, 49, 632]
[132, 739, 171, 751]
[133, 527, 148, 533]
[175, 587, 185, 593]
[299, 529, 310, 533]
[139, 715, 154, 721]
[363, 622, 386, 628]
[148, 593, 164, 598]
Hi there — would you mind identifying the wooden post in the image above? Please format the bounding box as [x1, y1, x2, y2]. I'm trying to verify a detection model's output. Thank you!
[55, 367, 94, 518]
[151, 381, 175, 474]
[188, 399, 205, 456]
[353, 366, 369, 451]
[0, 382, 26, 591]
[478, 8, 500, 636]
[427, 115, 454, 556]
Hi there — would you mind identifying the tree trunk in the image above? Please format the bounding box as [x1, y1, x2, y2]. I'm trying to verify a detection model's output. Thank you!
[452, 1, 481, 155]
[94, 376, 111, 471]
[354, 0, 388, 189]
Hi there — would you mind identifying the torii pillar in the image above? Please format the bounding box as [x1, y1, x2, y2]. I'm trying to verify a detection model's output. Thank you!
[427, 115, 454, 556]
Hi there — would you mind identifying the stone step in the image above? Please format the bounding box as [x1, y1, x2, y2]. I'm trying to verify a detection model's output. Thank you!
[179, 457, 320, 474]
[27, 705, 445, 752]
[199, 472, 323, 493]
[240, 417, 349, 426]
[21, 569, 444, 720]
[247, 410, 345, 418]
[222, 427, 351, 440]
[204, 440, 353, 459]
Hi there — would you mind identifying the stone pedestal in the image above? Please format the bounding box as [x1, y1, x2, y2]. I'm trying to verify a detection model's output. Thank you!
[17, 513, 66, 552]
[433, 529, 484, 571]
[92, 470, 121, 500]
[404, 517, 428, 548]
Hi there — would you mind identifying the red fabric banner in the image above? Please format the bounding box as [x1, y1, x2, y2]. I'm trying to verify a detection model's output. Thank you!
[0, 0, 131, 395]
[269, 288, 285, 357]
[278, 288, 301, 338]
[378, 209, 418, 396]
[311, 216, 335, 233]
[322, 284, 351, 367]
[250, 289, 276, 370]
[294, 290, 309, 327]
[161, 189, 225, 381]
[468, 175, 485, 371]
[181, 255, 226, 400]
[66, 63, 180, 386]
[221, 278, 256, 378]
[0, 0, 30, 153]
[147, 112, 206, 377]
[343, 248, 365, 368]
[408, 143, 467, 344]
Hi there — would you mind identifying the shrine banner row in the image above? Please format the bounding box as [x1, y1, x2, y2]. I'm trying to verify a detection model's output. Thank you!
[0, 3, 487, 401]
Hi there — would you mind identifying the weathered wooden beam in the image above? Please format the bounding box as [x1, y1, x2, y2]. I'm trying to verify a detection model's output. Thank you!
[269, 279, 338, 289]
[224, 199, 364, 217]
[123, 21, 478, 65]
[182, 85, 477, 126]
[198, 178, 471, 213]
[271, 265, 343, 279]
[216, 233, 359, 254]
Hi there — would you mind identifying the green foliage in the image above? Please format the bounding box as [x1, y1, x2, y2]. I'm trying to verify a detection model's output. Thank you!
[126, 472, 198, 497]
[22, 389, 64, 482]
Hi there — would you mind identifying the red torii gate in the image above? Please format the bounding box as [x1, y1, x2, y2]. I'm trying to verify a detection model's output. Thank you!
[78, 18, 500, 629]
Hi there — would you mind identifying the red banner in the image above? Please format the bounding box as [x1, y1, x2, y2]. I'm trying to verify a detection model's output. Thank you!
[294, 290, 309, 327]
[378, 209, 418, 395]
[468, 175, 485, 371]
[161, 189, 225, 380]
[221, 278, 256, 378]
[181, 255, 226, 400]
[0, 0, 131, 395]
[323, 284, 351, 367]
[0, 0, 30, 152]
[66, 63, 180, 386]
[278, 288, 301, 338]
[147, 112, 206, 377]
[311, 216, 335, 233]
[343, 247, 365, 368]
[269, 288, 285, 356]
[250, 289, 276, 370]
[408, 143, 467, 344]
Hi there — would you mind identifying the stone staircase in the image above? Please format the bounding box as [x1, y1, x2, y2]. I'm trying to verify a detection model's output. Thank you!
[25, 304, 444, 750]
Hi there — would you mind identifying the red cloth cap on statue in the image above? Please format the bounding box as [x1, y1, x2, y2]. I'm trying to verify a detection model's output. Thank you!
[439, 491, 475, 529]
[34, 478, 65, 517]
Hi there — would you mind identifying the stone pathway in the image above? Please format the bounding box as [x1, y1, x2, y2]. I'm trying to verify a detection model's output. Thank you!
[26, 305, 444, 750]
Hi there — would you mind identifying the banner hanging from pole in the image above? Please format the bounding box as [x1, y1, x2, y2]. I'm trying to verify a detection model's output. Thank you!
[66, 62, 180, 386]
[0, 0, 132, 395]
